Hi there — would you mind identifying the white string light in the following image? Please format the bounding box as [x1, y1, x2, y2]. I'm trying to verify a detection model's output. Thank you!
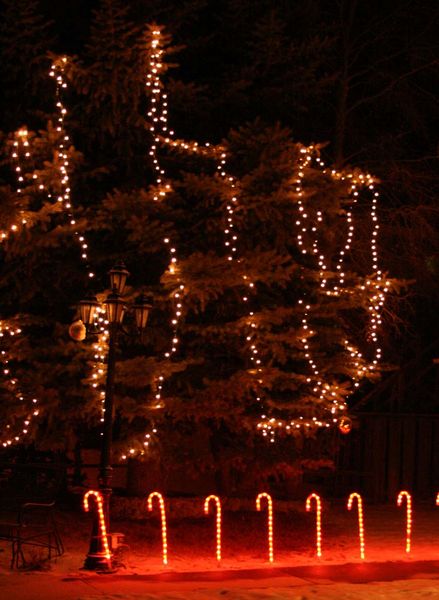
[0, 323, 40, 447]
[255, 148, 390, 435]
[0, 130, 41, 446]
[211, 152, 276, 439]
[1, 128, 31, 241]
[292, 147, 347, 428]
[141, 29, 390, 440]
[127, 28, 389, 446]
[149, 179, 381, 437]
[121, 28, 186, 460]
[48, 58, 113, 428]
[321, 166, 389, 366]
[49, 58, 95, 280]
[2, 57, 105, 445]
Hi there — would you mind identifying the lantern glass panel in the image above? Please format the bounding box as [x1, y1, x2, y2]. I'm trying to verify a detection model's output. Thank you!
[109, 263, 130, 294]
[105, 293, 126, 324]
[79, 295, 99, 325]
[133, 296, 151, 330]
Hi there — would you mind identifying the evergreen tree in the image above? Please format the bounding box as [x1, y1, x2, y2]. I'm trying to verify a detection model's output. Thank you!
[0, 61, 191, 454]
[70, 0, 146, 176]
[0, 13, 414, 494]
[110, 118, 397, 489]
[0, 120, 99, 451]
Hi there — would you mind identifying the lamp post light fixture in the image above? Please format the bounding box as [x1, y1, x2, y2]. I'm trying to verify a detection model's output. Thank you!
[78, 263, 151, 571]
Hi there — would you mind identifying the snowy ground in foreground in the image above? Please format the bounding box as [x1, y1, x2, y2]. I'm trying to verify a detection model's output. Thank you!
[1, 501, 439, 598]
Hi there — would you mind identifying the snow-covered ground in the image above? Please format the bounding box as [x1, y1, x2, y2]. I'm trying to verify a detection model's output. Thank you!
[1, 501, 439, 598]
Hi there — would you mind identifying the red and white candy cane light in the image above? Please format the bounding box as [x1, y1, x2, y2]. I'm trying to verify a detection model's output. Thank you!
[147, 492, 168, 565]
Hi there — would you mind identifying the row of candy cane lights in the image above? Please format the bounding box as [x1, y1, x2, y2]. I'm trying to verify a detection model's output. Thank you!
[83, 489, 437, 565]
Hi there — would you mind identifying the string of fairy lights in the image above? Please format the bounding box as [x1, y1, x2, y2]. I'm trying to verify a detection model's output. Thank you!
[213, 154, 268, 430]
[0, 323, 40, 447]
[1, 57, 105, 447]
[39, 45, 187, 456]
[49, 60, 95, 279]
[1, 39, 186, 455]
[301, 151, 351, 423]
[128, 27, 391, 450]
[293, 148, 346, 430]
[121, 28, 186, 460]
[1, 28, 389, 452]
[217, 144, 390, 437]
[325, 168, 388, 366]
[214, 147, 335, 439]
[122, 28, 235, 459]
[0, 130, 41, 447]
[49, 58, 113, 432]
[257, 148, 390, 437]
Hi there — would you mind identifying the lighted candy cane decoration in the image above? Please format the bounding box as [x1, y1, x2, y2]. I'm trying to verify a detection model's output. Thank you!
[347, 492, 365, 559]
[147, 492, 168, 565]
[306, 493, 322, 557]
[256, 492, 274, 563]
[204, 495, 222, 562]
[397, 490, 412, 553]
[83, 490, 111, 561]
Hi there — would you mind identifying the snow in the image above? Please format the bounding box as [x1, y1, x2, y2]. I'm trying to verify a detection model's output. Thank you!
[1, 501, 439, 599]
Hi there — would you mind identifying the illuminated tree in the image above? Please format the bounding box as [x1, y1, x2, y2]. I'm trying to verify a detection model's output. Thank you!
[0, 14, 408, 493]
[122, 117, 399, 488]
[0, 121, 99, 450]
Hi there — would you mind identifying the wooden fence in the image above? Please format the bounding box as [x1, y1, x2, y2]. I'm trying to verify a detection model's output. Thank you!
[334, 413, 439, 501]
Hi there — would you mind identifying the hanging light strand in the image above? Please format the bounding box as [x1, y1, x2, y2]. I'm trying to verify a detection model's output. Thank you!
[133, 28, 389, 443]
[49, 58, 110, 428]
[0, 129, 43, 446]
[2, 128, 31, 240]
[213, 151, 275, 439]
[257, 147, 345, 435]
[122, 28, 186, 460]
[8, 118, 105, 429]
[49, 58, 95, 280]
[296, 148, 350, 426]
[0, 324, 40, 448]
[256, 147, 390, 436]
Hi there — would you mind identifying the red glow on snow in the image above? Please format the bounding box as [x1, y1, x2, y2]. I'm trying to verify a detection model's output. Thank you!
[256, 492, 274, 563]
[204, 495, 222, 562]
[347, 492, 365, 560]
[306, 492, 322, 557]
[83, 489, 111, 560]
[397, 490, 412, 553]
[147, 491, 168, 565]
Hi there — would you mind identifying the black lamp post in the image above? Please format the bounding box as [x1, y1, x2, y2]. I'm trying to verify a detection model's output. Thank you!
[78, 263, 151, 571]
